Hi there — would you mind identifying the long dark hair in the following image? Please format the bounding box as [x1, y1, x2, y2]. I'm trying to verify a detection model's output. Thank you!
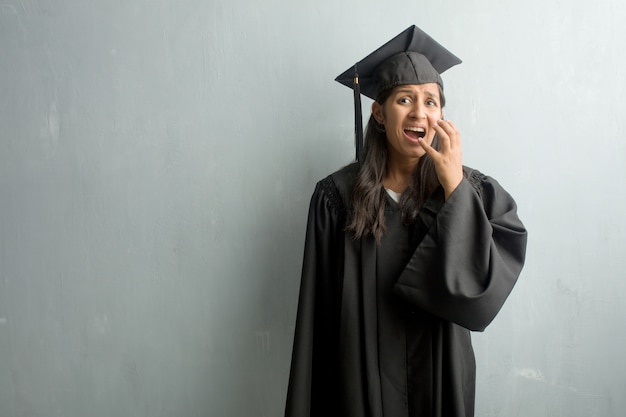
[346, 86, 446, 242]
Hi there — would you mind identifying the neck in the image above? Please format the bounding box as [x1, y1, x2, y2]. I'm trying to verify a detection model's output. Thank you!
[384, 154, 419, 193]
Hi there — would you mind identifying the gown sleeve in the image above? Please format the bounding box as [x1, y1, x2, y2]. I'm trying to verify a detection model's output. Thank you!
[284, 177, 346, 417]
[394, 169, 528, 331]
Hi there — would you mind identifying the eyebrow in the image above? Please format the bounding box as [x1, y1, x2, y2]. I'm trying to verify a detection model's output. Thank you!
[394, 88, 439, 99]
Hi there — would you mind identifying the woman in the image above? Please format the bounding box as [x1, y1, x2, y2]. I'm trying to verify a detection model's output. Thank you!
[285, 26, 527, 417]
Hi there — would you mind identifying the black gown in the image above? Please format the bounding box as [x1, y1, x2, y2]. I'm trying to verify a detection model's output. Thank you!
[284, 163, 527, 417]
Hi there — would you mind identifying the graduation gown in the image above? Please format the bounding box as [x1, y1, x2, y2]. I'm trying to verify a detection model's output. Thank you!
[284, 163, 527, 417]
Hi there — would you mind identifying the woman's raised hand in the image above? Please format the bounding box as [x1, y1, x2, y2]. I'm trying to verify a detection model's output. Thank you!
[418, 118, 464, 200]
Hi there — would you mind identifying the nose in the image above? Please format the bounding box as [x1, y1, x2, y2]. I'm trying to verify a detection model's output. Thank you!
[410, 102, 427, 120]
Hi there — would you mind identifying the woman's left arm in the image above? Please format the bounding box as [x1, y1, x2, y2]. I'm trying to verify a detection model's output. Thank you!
[394, 172, 528, 331]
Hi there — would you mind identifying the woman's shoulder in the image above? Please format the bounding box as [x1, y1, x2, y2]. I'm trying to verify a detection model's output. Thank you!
[463, 165, 488, 197]
[462, 165, 518, 208]
[312, 162, 359, 213]
[330, 162, 359, 192]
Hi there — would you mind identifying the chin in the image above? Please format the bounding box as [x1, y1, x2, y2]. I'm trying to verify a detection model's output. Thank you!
[409, 149, 427, 159]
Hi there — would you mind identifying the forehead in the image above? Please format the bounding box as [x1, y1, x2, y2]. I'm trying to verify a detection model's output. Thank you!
[391, 83, 440, 97]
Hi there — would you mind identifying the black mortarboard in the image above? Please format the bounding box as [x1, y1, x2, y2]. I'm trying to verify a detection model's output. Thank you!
[335, 25, 462, 162]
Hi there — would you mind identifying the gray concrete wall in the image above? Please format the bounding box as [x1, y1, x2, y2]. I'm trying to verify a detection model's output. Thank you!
[1, 1, 625, 416]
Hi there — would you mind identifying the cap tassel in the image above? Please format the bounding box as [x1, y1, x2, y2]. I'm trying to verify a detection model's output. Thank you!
[353, 64, 364, 162]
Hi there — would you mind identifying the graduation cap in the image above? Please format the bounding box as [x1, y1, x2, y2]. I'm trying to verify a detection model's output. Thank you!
[335, 25, 462, 162]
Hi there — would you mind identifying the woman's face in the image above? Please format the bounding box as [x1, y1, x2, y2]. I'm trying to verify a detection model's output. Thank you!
[372, 83, 443, 165]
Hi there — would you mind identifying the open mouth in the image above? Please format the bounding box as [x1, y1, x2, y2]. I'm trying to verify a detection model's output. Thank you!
[404, 127, 426, 140]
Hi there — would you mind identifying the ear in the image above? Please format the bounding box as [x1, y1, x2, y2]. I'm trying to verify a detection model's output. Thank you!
[372, 101, 384, 124]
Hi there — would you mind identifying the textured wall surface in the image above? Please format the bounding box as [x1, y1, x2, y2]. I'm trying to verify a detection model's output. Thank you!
[1, 1, 625, 416]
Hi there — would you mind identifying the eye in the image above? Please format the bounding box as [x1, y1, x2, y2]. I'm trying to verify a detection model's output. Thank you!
[398, 97, 412, 105]
[426, 99, 438, 107]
